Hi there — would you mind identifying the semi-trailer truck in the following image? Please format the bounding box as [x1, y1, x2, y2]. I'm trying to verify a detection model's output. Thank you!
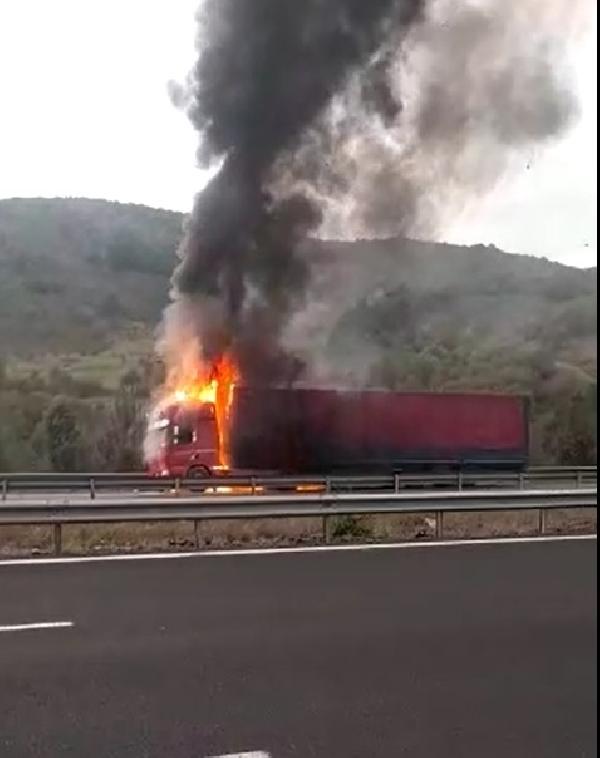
[146, 387, 529, 477]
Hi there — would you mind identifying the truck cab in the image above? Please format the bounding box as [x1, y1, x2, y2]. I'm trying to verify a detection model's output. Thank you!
[146, 402, 220, 477]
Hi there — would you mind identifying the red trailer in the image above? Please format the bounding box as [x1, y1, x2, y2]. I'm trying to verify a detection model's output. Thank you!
[146, 388, 529, 477]
[231, 388, 529, 473]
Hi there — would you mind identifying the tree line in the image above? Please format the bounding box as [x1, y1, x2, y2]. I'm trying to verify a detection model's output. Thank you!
[0, 361, 153, 472]
[0, 350, 596, 472]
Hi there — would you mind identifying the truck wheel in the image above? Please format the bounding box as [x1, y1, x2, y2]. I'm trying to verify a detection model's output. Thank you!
[186, 465, 211, 479]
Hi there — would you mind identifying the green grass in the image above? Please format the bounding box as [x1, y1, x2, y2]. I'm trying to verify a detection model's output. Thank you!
[7, 328, 154, 391]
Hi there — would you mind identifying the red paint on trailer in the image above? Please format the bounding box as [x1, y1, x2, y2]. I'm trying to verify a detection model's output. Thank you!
[230, 388, 529, 473]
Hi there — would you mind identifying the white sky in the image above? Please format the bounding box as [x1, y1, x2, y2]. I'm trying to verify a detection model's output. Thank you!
[0, 0, 596, 268]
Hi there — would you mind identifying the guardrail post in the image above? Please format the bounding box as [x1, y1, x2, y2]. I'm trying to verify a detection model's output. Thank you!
[394, 474, 400, 494]
[251, 477, 257, 495]
[175, 478, 181, 496]
[89, 478, 96, 500]
[576, 471, 583, 489]
[322, 484, 332, 544]
[1, 478, 7, 502]
[538, 508, 547, 536]
[436, 511, 444, 540]
[53, 524, 62, 556]
[322, 514, 331, 544]
[457, 472, 463, 491]
[193, 520, 200, 549]
[519, 472, 525, 490]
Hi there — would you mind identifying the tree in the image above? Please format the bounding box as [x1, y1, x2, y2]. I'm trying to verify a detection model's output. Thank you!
[92, 370, 146, 471]
[44, 399, 83, 472]
[544, 385, 597, 465]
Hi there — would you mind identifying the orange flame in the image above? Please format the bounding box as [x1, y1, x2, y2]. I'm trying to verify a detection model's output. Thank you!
[210, 354, 239, 469]
[165, 354, 239, 469]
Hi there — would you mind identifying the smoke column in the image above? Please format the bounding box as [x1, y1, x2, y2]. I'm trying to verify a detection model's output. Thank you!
[283, 0, 583, 242]
[158, 0, 583, 388]
[160, 0, 426, 386]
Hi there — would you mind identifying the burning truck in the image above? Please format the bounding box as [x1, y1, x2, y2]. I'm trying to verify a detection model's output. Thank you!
[145, 1, 576, 479]
[145, 359, 529, 478]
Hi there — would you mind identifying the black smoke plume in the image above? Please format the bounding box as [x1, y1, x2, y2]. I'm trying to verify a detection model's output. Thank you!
[160, 0, 582, 386]
[161, 0, 425, 383]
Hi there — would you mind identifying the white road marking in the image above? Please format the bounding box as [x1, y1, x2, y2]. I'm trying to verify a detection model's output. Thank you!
[208, 753, 270, 758]
[0, 533, 594, 568]
[0, 621, 73, 633]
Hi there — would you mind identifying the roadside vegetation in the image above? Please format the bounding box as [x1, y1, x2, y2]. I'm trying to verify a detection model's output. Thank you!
[0, 197, 596, 472]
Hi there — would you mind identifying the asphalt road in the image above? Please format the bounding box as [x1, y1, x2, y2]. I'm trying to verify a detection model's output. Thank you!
[0, 538, 596, 758]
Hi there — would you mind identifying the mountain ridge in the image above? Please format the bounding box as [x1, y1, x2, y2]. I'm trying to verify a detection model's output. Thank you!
[0, 197, 595, 360]
[0, 197, 595, 470]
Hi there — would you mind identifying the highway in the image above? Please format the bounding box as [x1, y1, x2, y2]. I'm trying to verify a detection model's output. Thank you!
[0, 538, 596, 758]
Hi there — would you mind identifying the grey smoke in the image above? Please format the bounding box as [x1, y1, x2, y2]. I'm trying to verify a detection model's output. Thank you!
[280, 0, 580, 241]
[160, 0, 582, 385]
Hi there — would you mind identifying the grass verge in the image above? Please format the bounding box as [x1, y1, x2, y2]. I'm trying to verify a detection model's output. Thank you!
[0, 509, 595, 558]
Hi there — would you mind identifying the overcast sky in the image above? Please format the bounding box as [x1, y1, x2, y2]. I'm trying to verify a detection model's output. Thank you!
[0, 0, 596, 268]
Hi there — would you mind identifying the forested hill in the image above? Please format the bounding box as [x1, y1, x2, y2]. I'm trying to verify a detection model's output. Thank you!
[0, 197, 181, 355]
[0, 197, 596, 470]
[0, 197, 596, 363]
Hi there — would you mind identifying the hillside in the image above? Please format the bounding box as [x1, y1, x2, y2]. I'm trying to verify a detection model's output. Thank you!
[0, 197, 181, 356]
[292, 237, 596, 387]
[0, 198, 596, 365]
[0, 197, 596, 470]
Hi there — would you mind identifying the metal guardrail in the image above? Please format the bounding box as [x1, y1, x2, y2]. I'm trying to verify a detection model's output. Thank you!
[0, 487, 596, 555]
[0, 466, 596, 499]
